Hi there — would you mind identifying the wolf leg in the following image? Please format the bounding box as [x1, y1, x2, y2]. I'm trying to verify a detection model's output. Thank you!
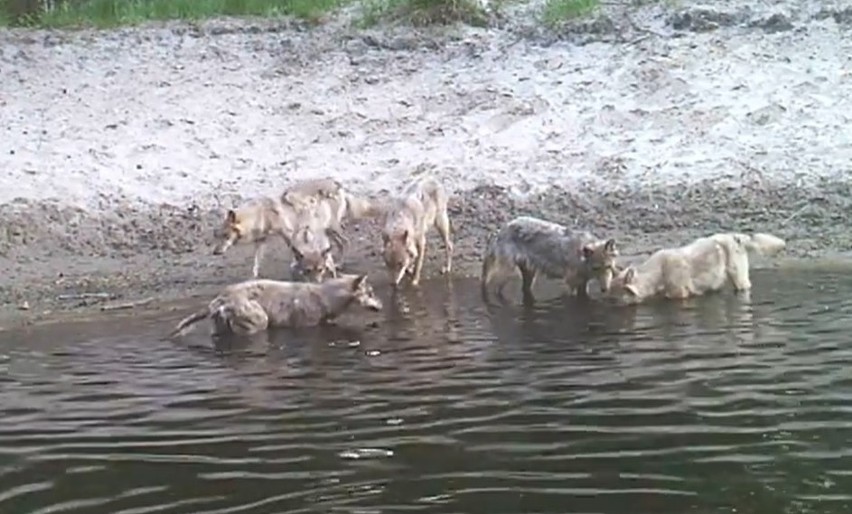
[252, 242, 266, 278]
[411, 235, 428, 286]
[519, 263, 537, 302]
[435, 208, 454, 274]
[728, 252, 753, 291]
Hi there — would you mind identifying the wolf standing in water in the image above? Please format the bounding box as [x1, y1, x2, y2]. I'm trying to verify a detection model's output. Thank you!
[603, 232, 786, 305]
[480, 216, 620, 302]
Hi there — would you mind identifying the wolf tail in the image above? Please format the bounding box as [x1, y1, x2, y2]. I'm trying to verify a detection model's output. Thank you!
[167, 309, 209, 339]
[346, 194, 383, 220]
[743, 233, 786, 256]
[480, 236, 499, 299]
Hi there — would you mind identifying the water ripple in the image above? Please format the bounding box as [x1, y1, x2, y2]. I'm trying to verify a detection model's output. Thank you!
[1, 271, 852, 513]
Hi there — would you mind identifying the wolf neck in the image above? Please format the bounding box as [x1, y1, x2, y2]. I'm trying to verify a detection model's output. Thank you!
[317, 282, 356, 320]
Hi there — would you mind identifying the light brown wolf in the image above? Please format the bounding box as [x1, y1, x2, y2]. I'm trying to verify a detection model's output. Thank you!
[380, 175, 454, 287]
[480, 215, 620, 302]
[281, 177, 380, 259]
[603, 232, 786, 305]
[167, 274, 383, 338]
[212, 179, 378, 278]
[212, 196, 295, 278]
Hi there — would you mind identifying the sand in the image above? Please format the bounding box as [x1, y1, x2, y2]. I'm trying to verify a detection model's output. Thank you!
[1, 0, 851, 327]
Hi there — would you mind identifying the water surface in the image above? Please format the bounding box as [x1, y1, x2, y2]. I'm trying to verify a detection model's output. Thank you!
[2, 269, 851, 514]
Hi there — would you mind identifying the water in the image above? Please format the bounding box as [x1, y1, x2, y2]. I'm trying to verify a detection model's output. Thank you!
[2, 269, 852, 514]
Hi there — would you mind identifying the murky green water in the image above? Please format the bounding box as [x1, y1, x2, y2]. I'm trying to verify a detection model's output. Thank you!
[2, 269, 851, 514]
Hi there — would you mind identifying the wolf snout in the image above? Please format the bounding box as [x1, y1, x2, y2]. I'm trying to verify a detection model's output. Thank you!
[366, 297, 383, 311]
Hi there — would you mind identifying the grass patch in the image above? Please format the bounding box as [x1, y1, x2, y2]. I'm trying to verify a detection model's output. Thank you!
[541, 0, 599, 26]
[2, 0, 350, 28]
[359, 0, 491, 28]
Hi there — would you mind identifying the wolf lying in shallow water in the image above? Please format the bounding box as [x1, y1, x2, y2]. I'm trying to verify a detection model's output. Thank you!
[167, 274, 383, 339]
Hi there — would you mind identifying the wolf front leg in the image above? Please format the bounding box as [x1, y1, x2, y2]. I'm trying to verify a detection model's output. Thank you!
[436, 209, 454, 274]
[251, 241, 266, 278]
[411, 235, 428, 286]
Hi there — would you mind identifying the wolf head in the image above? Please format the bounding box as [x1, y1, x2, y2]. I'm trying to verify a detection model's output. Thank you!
[213, 209, 244, 255]
[382, 229, 417, 286]
[288, 225, 336, 283]
[349, 274, 383, 311]
[604, 266, 643, 305]
[580, 238, 619, 292]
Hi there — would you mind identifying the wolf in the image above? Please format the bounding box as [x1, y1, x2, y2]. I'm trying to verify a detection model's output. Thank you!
[480, 215, 620, 302]
[287, 219, 339, 283]
[380, 175, 454, 287]
[167, 274, 384, 338]
[212, 196, 296, 278]
[603, 232, 786, 305]
[212, 179, 378, 278]
[281, 177, 380, 259]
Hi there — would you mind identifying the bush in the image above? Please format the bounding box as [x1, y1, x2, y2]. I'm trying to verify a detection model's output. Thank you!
[360, 0, 492, 27]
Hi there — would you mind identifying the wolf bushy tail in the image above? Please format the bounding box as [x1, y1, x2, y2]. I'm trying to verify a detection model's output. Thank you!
[744, 233, 786, 256]
[167, 309, 209, 339]
[480, 234, 499, 299]
[346, 194, 383, 220]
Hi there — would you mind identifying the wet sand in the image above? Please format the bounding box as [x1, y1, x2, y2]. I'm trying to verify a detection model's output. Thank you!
[1, 0, 851, 329]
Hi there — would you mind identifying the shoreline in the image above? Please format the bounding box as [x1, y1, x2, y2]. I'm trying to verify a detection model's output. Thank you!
[2, 2, 851, 329]
[2, 177, 850, 331]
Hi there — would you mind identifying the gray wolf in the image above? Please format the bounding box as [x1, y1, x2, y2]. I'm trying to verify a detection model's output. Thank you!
[480, 215, 620, 302]
[603, 232, 786, 305]
[212, 179, 378, 278]
[281, 177, 380, 260]
[380, 175, 454, 286]
[288, 218, 338, 283]
[168, 274, 383, 338]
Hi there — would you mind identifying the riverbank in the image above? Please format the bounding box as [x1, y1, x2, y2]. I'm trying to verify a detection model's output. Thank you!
[1, 0, 851, 330]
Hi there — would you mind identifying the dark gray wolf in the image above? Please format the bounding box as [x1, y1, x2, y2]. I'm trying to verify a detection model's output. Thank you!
[480, 215, 620, 302]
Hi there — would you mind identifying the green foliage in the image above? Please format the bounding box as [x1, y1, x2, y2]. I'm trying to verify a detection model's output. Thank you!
[2, 0, 348, 28]
[360, 0, 491, 28]
[541, 0, 598, 26]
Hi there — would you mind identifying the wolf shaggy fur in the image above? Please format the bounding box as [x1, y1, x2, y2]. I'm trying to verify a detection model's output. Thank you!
[603, 232, 786, 305]
[380, 175, 454, 286]
[288, 220, 338, 283]
[168, 274, 383, 338]
[282, 177, 380, 259]
[212, 178, 378, 278]
[480, 216, 620, 301]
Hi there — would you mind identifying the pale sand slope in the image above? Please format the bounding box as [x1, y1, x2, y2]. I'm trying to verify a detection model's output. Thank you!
[0, 0, 850, 322]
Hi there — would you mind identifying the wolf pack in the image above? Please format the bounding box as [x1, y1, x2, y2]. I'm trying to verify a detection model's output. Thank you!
[169, 175, 787, 340]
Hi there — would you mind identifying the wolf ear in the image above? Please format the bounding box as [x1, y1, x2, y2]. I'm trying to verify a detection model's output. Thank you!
[624, 267, 636, 283]
[581, 244, 595, 260]
[401, 229, 409, 241]
[226, 209, 237, 224]
[604, 238, 617, 253]
[352, 274, 368, 291]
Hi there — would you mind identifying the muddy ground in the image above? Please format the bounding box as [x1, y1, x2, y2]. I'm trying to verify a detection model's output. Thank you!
[0, 0, 851, 330]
